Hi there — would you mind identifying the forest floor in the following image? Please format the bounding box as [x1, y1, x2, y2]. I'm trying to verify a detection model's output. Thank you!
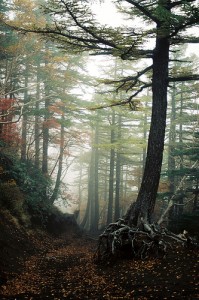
[0, 214, 198, 299]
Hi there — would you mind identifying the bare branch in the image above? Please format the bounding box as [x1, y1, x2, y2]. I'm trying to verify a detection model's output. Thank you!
[103, 65, 152, 93]
[104, 65, 152, 85]
[171, 36, 199, 45]
[169, 0, 197, 9]
[168, 74, 199, 82]
[158, 160, 198, 225]
[89, 82, 151, 111]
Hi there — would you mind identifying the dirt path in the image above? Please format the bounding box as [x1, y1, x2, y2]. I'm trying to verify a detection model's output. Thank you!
[0, 234, 198, 299]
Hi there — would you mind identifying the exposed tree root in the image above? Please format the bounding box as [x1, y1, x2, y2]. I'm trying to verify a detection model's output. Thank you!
[94, 218, 198, 264]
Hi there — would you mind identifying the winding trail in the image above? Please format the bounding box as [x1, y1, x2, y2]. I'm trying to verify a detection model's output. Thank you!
[0, 233, 198, 299]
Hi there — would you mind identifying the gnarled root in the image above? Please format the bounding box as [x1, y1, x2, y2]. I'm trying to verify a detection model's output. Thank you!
[94, 219, 198, 264]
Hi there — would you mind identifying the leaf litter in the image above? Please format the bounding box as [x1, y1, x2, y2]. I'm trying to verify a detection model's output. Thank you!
[0, 232, 198, 299]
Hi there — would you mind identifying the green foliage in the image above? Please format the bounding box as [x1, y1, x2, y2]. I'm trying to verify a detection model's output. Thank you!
[172, 145, 199, 159]
[168, 168, 199, 177]
[0, 169, 32, 225]
[0, 181, 24, 216]
[168, 212, 199, 238]
[0, 140, 5, 147]
[26, 195, 53, 226]
[0, 151, 70, 227]
[157, 191, 172, 200]
[8, 157, 53, 226]
[11, 160, 50, 196]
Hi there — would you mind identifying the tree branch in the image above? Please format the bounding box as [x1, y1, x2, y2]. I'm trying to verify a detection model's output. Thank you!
[89, 82, 151, 111]
[123, 0, 159, 23]
[158, 160, 198, 225]
[168, 74, 199, 82]
[103, 65, 152, 92]
[171, 36, 199, 45]
[169, 0, 197, 9]
[59, 0, 119, 49]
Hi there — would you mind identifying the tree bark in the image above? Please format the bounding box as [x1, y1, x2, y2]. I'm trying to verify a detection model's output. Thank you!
[125, 26, 170, 225]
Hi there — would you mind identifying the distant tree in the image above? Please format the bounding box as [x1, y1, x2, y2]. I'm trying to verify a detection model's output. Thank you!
[0, 1, 22, 150]
[42, 48, 51, 176]
[114, 112, 122, 221]
[49, 112, 65, 205]
[20, 59, 29, 161]
[0, 98, 20, 146]
[34, 60, 41, 169]
[106, 109, 116, 224]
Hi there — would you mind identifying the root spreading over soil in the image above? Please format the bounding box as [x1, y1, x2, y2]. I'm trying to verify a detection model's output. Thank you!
[0, 214, 198, 299]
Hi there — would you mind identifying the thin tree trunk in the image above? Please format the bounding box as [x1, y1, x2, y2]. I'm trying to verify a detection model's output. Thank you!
[179, 85, 183, 167]
[88, 149, 95, 230]
[49, 114, 65, 205]
[104, 156, 108, 203]
[114, 113, 122, 221]
[93, 112, 100, 231]
[168, 82, 177, 218]
[77, 161, 83, 223]
[21, 62, 29, 162]
[42, 83, 50, 175]
[168, 82, 176, 194]
[177, 84, 184, 216]
[35, 62, 41, 169]
[107, 109, 115, 224]
[81, 128, 98, 230]
[142, 94, 148, 173]
[80, 165, 92, 229]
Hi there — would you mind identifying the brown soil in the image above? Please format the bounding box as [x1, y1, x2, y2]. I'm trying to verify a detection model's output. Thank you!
[0, 211, 198, 300]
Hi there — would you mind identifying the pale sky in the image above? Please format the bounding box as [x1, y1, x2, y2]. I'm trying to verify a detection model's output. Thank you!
[92, 0, 199, 56]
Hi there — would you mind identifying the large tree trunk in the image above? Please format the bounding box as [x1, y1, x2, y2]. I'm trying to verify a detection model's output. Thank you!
[125, 32, 170, 225]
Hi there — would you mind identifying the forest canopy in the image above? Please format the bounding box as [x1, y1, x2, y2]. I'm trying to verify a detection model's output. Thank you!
[0, 4, 199, 300]
[0, 0, 198, 236]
